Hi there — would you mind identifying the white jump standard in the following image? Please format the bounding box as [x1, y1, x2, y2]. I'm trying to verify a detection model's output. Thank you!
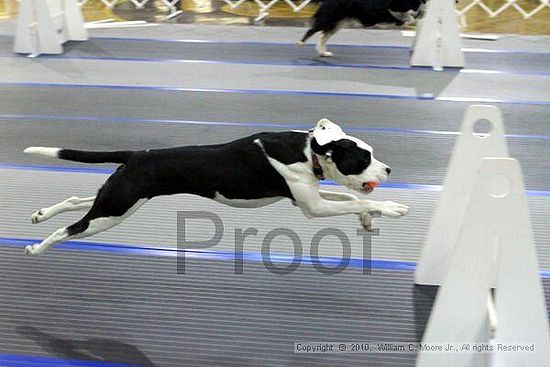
[14, 0, 88, 55]
[23, 118, 408, 256]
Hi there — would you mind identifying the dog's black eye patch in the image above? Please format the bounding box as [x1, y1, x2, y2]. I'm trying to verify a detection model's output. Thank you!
[330, 140, 372, 176]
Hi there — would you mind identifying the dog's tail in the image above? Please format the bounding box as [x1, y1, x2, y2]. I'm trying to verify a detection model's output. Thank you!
[24, 147, 134, 164]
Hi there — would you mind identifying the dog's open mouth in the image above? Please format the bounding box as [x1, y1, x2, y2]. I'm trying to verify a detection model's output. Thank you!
[363, 182, 378, 193]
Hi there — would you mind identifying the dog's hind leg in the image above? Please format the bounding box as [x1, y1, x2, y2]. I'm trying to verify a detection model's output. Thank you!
[24, 198, 147, 256]
[25, 166, 148, 255]
[316, 29, 336, 57]
[297, 27, 320, 46]
[31, 196, 96, 224]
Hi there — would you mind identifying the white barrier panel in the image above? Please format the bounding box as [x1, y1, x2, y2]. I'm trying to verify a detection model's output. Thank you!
[417, 158, 550, 367]
[410, 0, 464, 70]
[415, 105, 508, 286]
[14, 0, 88, 55]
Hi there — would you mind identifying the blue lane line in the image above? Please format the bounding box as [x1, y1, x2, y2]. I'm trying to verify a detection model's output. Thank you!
[2, 113, 550, 141]
[2, 163, 550, 197]
[5, 54, 436, 73]
[8, 53, 550, 78]
[84, 36, 550, 56]
[0, 81, 433, 101]
[3, 32, 550, 55]
[3, 236, 550, 278]
[0, 163, 115, 175]
[0, 354, 140, 367]
[2, 82, 549, 106]
[0, 236, 424, 272]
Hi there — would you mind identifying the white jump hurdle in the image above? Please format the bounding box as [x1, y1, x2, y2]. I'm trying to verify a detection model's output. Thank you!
[415, 105, 509, 287]
[417, 158, 550, 366]
[14, 0, 88, 55]
[415, 106, 550, 366]
[410, 0, 465, 70]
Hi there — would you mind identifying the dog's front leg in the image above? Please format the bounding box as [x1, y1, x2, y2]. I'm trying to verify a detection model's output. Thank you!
[294, 185, 408, 219]
[304, 197, 408, 218]
[318, 190, 372, 230]
[317, 190, 408, 230]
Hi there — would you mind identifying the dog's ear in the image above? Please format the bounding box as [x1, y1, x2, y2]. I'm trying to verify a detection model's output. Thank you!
[311, 137, 329, 154]
[311, 138, 334, 161]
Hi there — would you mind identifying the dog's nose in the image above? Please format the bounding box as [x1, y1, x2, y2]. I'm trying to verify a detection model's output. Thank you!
[385, 167, 392, 175]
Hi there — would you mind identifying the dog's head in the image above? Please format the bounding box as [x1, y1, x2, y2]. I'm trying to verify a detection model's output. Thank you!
[388, 0, 429, 25]
[310, 118, 391, 194]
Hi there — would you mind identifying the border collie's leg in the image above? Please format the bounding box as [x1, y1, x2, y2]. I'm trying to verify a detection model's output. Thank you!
[31, 196, 96, 224]
[298, 27, 320, 46]
[317, 29, 336, 57]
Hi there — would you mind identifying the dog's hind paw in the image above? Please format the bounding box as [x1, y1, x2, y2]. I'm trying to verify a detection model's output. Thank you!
[31, 209, 46, 224]
[24, 244, 41, 256]
[376, 201, 409, 218]
[319, 51, 333, 57]
[296, 41, 305, 47]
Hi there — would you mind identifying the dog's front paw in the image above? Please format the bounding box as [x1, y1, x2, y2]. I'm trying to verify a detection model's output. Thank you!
[24, 244, 42, 256]
[319, 51, 333, 57]
[296, 41, 305, 47]
[31, 209, 46, 224]
[376, 201, 409, 218]
[359, 212, 374, 231]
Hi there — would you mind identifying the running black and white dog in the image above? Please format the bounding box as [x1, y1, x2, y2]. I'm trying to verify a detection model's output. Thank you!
[298, 0, 426, 57]
[23, 119, 408, 256]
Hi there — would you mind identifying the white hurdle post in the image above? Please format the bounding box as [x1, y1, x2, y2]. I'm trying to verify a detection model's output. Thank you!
[416, 158, 550, 367]
[410, 0, 465, 70]
[415, 105, 508, 286]
[14, 0, 88, 55]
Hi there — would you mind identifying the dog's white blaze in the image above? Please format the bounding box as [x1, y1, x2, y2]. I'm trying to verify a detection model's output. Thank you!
[24, 146, 60, 158]
[214, 193, 283, 208]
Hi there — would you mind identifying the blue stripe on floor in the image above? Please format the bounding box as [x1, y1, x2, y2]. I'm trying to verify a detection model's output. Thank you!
[8, 53, 550, 78]
[1, 236, 417, 271]
[0, 163, 115, 175]
[2, 82, 549, 106]
[2, 236, 550, 278]
[3, 32, 550, 55]
[0, 236, 445, 273]
[87, 37, 550, 55]
[0, 81, 434, 101]
[0, 353, 140, 367]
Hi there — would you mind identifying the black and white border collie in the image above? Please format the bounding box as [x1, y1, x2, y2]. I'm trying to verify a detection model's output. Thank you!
[23, 119, 408, 256]
[298, 0, 426, 57]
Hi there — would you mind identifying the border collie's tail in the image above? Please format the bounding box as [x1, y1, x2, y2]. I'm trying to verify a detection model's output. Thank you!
[24, 147, 134, 164]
